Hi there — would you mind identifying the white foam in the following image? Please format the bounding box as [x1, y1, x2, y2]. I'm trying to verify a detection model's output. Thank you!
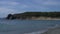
[25, 24, 60, 34]
[47, 24, 60, 30]
[24, 30, 48, 34]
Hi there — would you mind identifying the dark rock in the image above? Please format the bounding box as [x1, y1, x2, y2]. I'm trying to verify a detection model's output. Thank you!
[6, 14, 12, 19]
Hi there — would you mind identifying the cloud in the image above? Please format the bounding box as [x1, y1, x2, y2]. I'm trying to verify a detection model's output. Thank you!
[43, 0, 60, 6]
[0, 7, 27, 17]
[0, 0, 59, 11]
[0, 7, 17, 17]
[33, 0, 60, 6]
[0, 1, 29, 17]
[0, 1, 19, 6]
[0, 0, 60, 17]
[0, 7, 15, 13]
[0, 1, 29, 10]
[29, 0, 60, 11]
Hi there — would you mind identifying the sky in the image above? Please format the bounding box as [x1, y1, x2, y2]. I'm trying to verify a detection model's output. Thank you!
[0, 0, 60, 17]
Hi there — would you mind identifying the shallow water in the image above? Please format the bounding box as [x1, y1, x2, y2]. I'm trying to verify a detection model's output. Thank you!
[0, 19, 60, 34]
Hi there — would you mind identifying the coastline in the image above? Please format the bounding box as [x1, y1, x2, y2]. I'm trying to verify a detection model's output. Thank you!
[31, 17, 60, 20]
[41, 27, 60, 34]
[6, 12, 60, 20]
[6, 17, 60, 20]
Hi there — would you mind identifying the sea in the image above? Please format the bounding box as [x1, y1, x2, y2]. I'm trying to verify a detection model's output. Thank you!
[0, 18, 60, 34]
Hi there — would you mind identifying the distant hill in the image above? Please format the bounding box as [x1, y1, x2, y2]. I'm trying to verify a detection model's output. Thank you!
[6, 12, 60, 20]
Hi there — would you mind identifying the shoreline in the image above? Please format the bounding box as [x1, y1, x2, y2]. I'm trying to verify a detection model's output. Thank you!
[7, 17, 60, 20]
[41, 27, 60, 34]
[25, 17, 60, 20]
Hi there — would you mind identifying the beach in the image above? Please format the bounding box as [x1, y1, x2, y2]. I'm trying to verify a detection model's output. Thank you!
[41, 27, 60, 34]
[31, 17, 60, 20]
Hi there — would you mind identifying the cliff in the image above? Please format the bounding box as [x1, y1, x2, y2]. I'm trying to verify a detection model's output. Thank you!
[6, 12, 60, 20]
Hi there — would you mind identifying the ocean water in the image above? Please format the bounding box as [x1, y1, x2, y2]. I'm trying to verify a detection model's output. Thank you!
[0, 19, 60, 34]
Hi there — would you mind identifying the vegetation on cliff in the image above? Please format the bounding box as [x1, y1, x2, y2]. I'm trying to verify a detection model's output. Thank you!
[6, 12, 60, 19]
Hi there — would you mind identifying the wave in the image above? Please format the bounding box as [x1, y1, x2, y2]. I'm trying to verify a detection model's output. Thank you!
[0, 23, 15, 32]
[0, 20, 60, 34]
[24, 30, 48, 34]
[24, 24, 60, 34]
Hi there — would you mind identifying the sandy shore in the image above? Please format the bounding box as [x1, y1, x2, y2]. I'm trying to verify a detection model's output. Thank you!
[41, 27, 60, 34]
[31, 17, 60, 20]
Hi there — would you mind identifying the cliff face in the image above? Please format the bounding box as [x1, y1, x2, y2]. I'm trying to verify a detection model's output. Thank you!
[6, 12, 60, 20]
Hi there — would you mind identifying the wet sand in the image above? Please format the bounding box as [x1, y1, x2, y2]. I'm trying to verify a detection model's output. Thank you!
[41, 27, 60, 34]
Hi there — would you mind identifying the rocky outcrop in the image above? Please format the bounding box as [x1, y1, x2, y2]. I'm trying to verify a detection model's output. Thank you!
[6, 14, 16, 19]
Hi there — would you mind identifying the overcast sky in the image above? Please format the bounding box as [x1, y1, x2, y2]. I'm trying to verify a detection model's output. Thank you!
[0, 0, 60, 17]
